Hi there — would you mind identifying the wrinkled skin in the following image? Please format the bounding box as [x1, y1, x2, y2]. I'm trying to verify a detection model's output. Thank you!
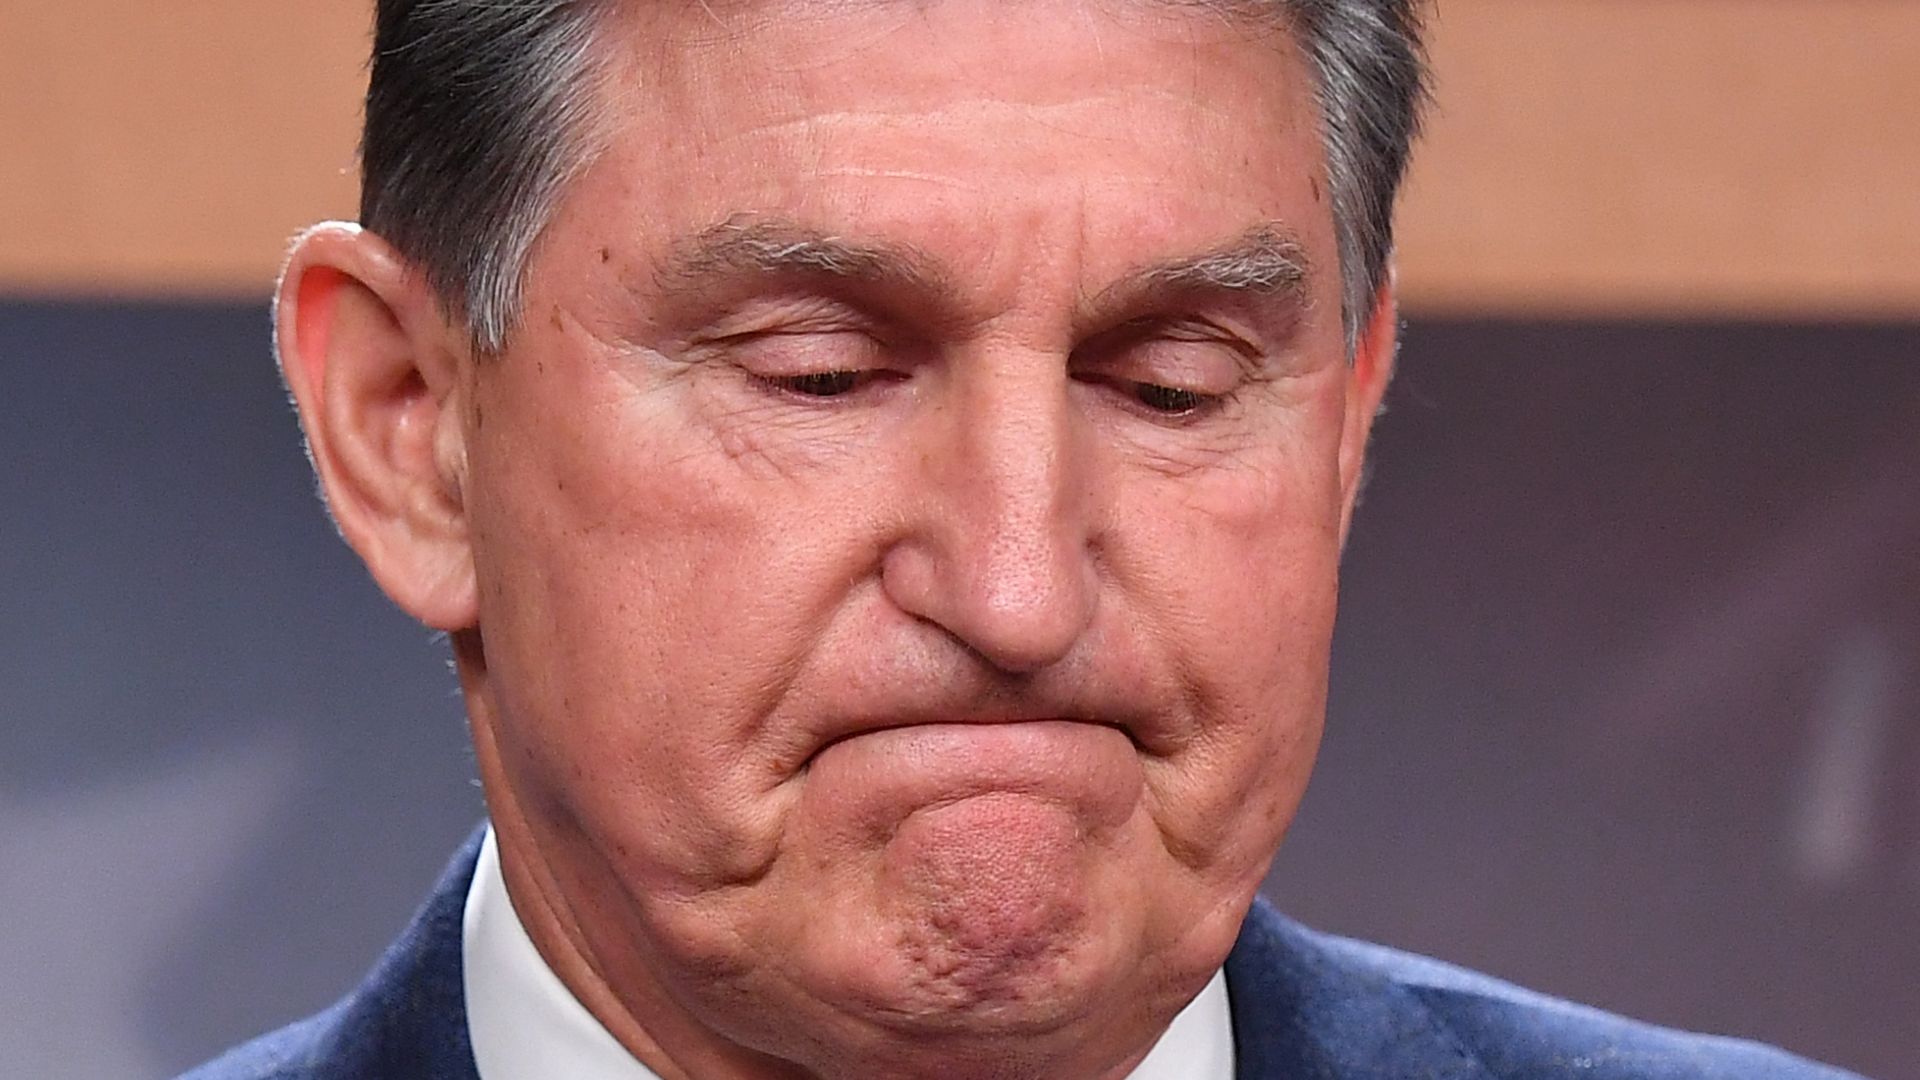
[277, 1, 1397, 1077]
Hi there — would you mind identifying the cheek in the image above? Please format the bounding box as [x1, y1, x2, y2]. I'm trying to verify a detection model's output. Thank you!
[1123, 399, 1346, 878]
[464, 350, 879, 888]
[1137, 389, 1345, 676]
[1158, 471, 1341, 741]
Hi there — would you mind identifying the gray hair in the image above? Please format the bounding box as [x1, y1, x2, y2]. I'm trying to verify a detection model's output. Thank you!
[361, 0, 1428, 354]
[361, 0, 605, 353]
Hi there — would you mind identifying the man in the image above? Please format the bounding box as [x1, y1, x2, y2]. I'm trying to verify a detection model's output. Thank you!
[186, 1, 1860, 1077]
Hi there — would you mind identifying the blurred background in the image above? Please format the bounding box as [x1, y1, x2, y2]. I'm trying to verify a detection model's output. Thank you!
[1, 1, 1915, 1077]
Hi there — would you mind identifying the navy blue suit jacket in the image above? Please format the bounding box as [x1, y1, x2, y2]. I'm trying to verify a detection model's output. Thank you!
[182, 831, 1862, 1079]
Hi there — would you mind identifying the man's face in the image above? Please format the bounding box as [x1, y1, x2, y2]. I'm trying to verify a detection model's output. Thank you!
[454, 1, 1388, 1074]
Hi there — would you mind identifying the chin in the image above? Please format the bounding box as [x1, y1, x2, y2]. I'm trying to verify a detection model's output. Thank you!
[775, 885, 1185, 1080]
[785, 792, 1147, 1019]
[876, 925, 1112, 1033]
[804, 908, 1112, 1032]
[808, 951, 1179, 1080]
[805, 993, 1137, 1080]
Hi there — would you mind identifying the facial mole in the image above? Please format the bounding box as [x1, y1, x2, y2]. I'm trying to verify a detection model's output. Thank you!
[1310, 175, 1322, 204]
[599, 247, 612, 263]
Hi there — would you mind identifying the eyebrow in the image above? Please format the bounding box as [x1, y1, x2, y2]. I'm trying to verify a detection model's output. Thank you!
[1109, 224, 1312, 305]
[655, 216, 945, 300]
[652, 215, 1311, 321]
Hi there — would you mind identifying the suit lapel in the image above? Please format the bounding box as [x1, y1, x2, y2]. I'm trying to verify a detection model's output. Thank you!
[306, 828, 484, 1080]
[1225, 900, 1491, 1080]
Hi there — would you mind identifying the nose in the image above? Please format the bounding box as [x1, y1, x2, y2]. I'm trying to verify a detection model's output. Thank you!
[882, 350, 1100, 675]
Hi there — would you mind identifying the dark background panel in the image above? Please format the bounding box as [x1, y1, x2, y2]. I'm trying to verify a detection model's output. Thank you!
[1, 302, 1913, 1079]
[1266, 322, 1919, 1080]
[0, 302, 484, 1080]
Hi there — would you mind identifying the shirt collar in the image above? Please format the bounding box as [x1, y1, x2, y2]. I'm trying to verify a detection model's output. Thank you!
[463, 826, 1234, 1080]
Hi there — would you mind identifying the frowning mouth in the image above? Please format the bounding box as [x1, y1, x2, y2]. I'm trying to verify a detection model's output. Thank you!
[798, 718, 1149, 831]
[808, 716, 1142, 762]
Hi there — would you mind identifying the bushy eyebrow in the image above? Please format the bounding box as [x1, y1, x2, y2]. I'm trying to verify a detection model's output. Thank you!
[655, 216, 946, 299]
[1104, 224, 1312, 307]
[652, 215, 1311, 324]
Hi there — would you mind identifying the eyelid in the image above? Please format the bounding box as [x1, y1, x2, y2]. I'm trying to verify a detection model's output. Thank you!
[721, 328, 887, 379]
[684, 292, 886, 344]
[1083, 312, 1265, 370]
[1076, 319, 1259, 395]
[1136, 315, 1266, 362]
[675, 294, 892, 372]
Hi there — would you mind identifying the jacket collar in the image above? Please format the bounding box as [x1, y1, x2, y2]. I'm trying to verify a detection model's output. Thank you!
[308, 828, 483, 1079]
[1225, 898, 1491, 1079]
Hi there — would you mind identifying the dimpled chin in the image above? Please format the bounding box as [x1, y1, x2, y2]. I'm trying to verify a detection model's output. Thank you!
[780, 722, 1149, 1033]
[884, 792, 1096, 1007]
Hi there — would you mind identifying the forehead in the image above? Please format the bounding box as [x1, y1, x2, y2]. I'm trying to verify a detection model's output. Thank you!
[544, 0, 1331, 311]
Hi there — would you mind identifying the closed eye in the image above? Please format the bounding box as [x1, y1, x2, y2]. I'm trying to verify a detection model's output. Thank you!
[1130, 383, 1209, 415]
[763, 370, 870, 397]
[1071, 317, 1249, 421]
[709, 323, 898, 400]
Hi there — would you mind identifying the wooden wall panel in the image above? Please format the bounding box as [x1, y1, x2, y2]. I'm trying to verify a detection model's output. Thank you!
[0, 1, 367, 298]
[1396, 0, 1920, 317]
[2, 1, 1915, 316]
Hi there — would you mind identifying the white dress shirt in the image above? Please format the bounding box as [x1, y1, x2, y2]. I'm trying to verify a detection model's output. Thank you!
[464, 827, 1236, 1079]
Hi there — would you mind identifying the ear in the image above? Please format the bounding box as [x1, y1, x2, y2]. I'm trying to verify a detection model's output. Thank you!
[1336, 266, 1400, 545]
[275, 222, 479, 631]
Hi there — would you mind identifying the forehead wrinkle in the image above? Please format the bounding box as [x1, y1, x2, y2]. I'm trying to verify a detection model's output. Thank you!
[697, 84, 1273, 148]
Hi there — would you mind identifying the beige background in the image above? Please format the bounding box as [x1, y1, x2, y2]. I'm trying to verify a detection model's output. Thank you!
[3, 0, 1916, 316]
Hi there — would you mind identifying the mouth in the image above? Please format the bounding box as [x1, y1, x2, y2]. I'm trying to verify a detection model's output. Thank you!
[806, 714, 1136, 791]
[787, 718, 1144, 845]
[809, 715, 1139, 764]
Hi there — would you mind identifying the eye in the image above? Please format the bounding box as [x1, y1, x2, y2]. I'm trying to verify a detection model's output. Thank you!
[1132, 383, 1208, 415]
[1072, 316, 1249, 420]
[720, 324, 894, 399]
[767, 370, 865, 397]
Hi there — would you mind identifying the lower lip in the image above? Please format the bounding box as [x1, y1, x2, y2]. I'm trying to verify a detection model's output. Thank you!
[802, 720, 1143, 833]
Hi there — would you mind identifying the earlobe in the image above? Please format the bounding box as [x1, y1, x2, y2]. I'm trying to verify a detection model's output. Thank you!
[1337, 267, 1400, 546]
[275, 222, 480, 631]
